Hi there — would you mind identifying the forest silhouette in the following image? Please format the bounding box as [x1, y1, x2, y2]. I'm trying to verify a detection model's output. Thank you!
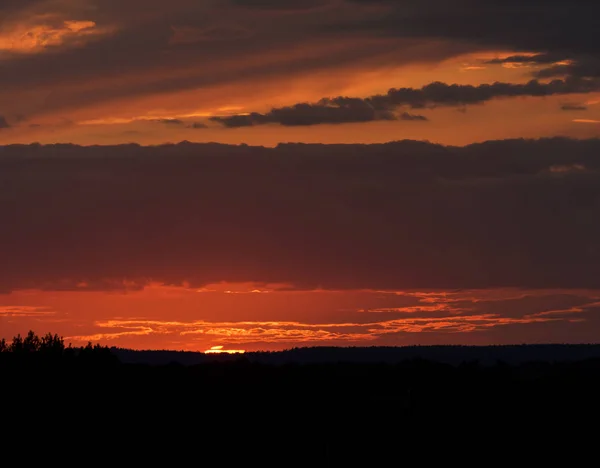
[2, 331, 599, 461]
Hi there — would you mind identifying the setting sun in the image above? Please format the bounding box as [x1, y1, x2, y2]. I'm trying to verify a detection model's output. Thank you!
[205, 346, 246, 355]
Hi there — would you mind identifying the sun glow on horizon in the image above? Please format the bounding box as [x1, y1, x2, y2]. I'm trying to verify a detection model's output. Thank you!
[205, 345, 246, 354]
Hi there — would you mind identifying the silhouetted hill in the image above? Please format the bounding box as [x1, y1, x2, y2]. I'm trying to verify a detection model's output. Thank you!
[111, 343, 600, 366]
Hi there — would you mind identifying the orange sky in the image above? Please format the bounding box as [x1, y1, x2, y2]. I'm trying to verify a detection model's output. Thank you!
[2, 0, 600, 351]
[1, 2, 599, 147]
[2, 283, 600, 352]
[2, 51, 599, 147]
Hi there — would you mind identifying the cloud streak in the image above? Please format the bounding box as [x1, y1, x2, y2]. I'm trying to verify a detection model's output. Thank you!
[67, 294, 600, 345]
[66, 314, 556, 345]
[0, 306, 55, 317]
[561, 103, 587, 111]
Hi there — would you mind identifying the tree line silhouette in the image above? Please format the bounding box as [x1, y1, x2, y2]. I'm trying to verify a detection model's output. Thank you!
[2, 330, 599, 461]
[0, 330, 118, 366]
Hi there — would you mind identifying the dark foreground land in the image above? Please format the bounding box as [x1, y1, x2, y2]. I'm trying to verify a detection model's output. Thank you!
[2, 335, 600, 462]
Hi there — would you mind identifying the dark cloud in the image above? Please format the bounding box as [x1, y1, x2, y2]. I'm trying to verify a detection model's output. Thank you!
[343, 0, 600, 55]
[534, 57, 600, 79]
[2, 138, 600, 293]
[483, 52, 600, 80]
[212, 77, 600, 127]
[152, 119, 184, 125]
[342, 0, 600, 81]
[399, 112, 427, 121]
[561, 104, 587, 111]
[210, 114, 256, 128]
[358, 77, 600, 107]
[229, 0, 330, 11]
[189, 122, 208, 129]
[485, 53, 569, 65]
[0, 0, 47, 17]
[0, 116, 10, 129]
[210, 99, 404, 127]
[169, 25, 254, 44]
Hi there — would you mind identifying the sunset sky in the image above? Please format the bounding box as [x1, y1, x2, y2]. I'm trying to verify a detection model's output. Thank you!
[1, 0, 600, 352]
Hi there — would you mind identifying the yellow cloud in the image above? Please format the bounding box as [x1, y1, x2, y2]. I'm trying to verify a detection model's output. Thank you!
[0, 306, 55, 317]
[64, 312, 561, 347]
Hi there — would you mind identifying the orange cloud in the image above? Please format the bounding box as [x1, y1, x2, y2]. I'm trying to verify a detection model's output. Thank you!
[525, 301, 600, 318]
[393, 289, 600, 304]
[64, 311, 563, 347]
[3, 284, 600, 351]
[67, 327, 155, 342]
[363, 305, 463, 314]
[0, 306, 55, 317]
[0, 18, 113, 54]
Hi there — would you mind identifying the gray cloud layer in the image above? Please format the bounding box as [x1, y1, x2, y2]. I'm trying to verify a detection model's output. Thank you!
[1, 138, 600, 292]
